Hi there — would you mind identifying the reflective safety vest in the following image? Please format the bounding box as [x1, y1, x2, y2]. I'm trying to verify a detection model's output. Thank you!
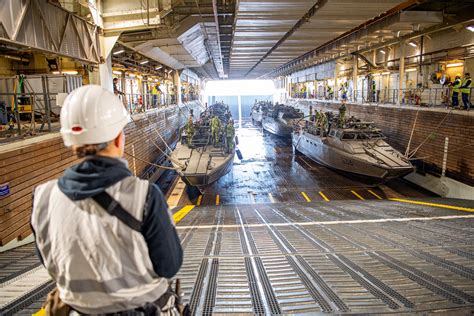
[31, 177, 168, 314]
[461, 78, 472, 94]
[452, 78, 462, 93]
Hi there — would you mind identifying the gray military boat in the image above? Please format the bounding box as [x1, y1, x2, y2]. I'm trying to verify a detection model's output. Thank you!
[250, 100, 271, 125]
[262, 103, 303, 137]
[171, 103, 235, 188]
[292, 115, 414, 179]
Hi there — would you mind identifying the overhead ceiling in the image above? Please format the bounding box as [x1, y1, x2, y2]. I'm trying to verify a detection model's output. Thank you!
[230, 0, 412, 79]
[14, 0, 469, 80]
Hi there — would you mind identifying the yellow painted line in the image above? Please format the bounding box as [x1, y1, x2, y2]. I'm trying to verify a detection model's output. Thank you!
[389, 198, 474, 212]
[368, 190, 383, 200]
[216, 194, 220, 206]
[319, 191, 330, 202]
[351, 190, 365, 200]
[301, 192, 311, 202]
[173, 205, 195, 223]
[196, 195, 202, 206]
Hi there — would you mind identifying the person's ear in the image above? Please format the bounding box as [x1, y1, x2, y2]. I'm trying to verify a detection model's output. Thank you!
[114, 131, 123, 148]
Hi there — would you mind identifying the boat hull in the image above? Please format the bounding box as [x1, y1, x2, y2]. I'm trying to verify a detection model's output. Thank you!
[171, 144, 235, 188]
[262, 116, 293, 137]
[293, 131, 413, 179]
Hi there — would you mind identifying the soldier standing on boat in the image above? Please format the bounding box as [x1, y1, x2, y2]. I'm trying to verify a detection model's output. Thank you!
[211, 115, 221, 146]
[185, 115, 194, 146]
[225, 119, 235, 153]
[338, 102, 347, 128]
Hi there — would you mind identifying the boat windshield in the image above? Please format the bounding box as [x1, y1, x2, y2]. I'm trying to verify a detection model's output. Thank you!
[341, 131, 385, 140]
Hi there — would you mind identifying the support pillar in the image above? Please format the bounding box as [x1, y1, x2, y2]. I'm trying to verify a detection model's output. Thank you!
[398, 41, 406, 105]
[99, 54, 114, 93]
[174, 71, 182, 105]
[333, 62, 338, 101]
[238, 94, 242, 129]
[352, 55, 358, 102]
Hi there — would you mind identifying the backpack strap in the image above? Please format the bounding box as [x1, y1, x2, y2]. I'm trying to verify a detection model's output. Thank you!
[92, 191, 143, 232]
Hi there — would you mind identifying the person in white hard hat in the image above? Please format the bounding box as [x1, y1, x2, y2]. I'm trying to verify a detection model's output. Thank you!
[31, 85, 183, 315]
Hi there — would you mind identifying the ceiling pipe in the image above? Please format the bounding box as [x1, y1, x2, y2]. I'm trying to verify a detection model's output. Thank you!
[244, 0, 328, 78]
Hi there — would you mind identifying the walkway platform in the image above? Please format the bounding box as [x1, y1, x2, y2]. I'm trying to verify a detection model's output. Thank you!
[2, 198, 474, 315]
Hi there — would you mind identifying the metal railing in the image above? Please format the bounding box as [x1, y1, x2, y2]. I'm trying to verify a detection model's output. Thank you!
[290, 87, 472, 108]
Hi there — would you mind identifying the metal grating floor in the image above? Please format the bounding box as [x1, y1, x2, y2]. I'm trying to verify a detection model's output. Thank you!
[176, 198, 474, 314]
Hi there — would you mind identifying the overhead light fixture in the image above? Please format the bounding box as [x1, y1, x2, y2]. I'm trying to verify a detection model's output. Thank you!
[372, 73, 381, 76]
[52, 71, 61, 74]
[379, 50, 386, 54]
[154, 79, 159, 82]
[113, 49, 125, 55]
[406, 68, 417, 72]
[446, 62, 463, 68]
[382, 71, 391, 75]
[140, 60, 149, 65]
[137, 75, 143, 79]
[408, 41, 417, 47]
[62, 70, 79, 75]
[155, 65, 162, 70]
[466, 25, 474, 32]
[112, 70, 122, 75]
[128, 73, 136, 78]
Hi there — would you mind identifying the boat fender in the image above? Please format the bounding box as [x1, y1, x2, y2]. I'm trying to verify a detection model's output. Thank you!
[236, 148, 243, 160]
[235, 135, 239, 145]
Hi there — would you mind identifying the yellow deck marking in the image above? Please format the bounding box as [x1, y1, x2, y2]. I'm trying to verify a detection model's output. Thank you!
[368, 190, 383, 200]
[351, 190, 365, 200]
[301, 192, 311, 202]
[319, 191, 330, 202]
[216, 194, 220, 206]
[389, 198, 474, 212]
[173, 205, 195, 223]
[196, 195, 202, 206]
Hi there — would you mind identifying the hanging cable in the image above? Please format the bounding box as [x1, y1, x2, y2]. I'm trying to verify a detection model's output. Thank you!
[124, 151, 179, 170]
[129, 112, 185, 168]
[407, 108, 453, 158]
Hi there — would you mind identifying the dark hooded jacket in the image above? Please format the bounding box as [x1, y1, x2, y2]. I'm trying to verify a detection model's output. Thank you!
[38, 156, 183, 278]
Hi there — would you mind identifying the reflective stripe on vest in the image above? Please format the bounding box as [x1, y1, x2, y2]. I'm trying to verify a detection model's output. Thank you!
[31, 176, 168, 314]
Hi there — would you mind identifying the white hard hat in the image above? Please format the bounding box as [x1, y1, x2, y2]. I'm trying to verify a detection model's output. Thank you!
[60, 85, 129, 147]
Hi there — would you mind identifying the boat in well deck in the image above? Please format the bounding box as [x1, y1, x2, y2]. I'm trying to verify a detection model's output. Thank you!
[293, 118, 414, 179]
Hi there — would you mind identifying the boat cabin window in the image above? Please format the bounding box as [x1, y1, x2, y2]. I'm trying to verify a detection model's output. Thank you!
[341, 133, 356, 140]
[329, 130, 336, 137]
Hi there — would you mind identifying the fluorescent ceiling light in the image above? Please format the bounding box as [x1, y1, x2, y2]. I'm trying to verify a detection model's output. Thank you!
[113, 49, 125, 55]
[372, 73, 381, 76]
[406, 68, 417, 72]
[112, 70, 122, 75]
[408, 41, 417, 47]
[128, 73, 136, 78]
[447, 62, 463, 68]
[382, 71, 391, 75]
[140, 60, 149, 65]
[137, 75, 143, 79]
[155, 65, 162, 70]
[62, 70, 78, 75]
[379, 50, 386, 54]
[52, 71, 61, 74]
[466, 25, 474, 32]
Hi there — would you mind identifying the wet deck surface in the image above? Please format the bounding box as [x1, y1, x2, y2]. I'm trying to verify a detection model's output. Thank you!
[194, 121, 433, 206]
[3, 121, 474, 315]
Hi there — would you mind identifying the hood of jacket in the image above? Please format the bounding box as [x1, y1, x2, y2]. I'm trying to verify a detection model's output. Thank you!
[58, 156, 132, 201]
